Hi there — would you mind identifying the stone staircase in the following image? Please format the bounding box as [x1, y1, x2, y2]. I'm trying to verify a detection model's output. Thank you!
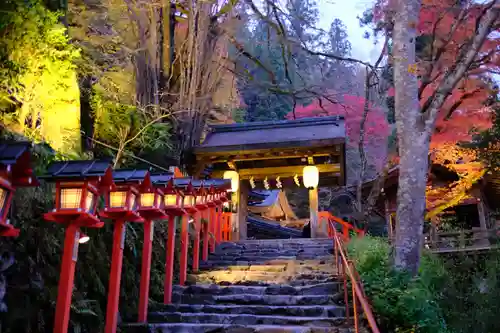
[123, 238, 354, 333]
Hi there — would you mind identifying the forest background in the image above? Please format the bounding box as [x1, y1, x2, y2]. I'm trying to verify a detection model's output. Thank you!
[1, 0, 500, 332]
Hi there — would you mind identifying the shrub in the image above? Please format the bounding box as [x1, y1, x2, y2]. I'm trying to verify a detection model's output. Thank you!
[347, 236, 450, 333]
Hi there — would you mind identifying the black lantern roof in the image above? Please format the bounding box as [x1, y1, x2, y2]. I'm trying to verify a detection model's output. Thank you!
[0, 141, 32, 166]
[112, 169, 149, 183]
[150, 173, 174, 185]
[0, 141, 39, 186]
[43, 160, 113, 180]
[172, 177, 193, 188]
[203, 178, 231, 191]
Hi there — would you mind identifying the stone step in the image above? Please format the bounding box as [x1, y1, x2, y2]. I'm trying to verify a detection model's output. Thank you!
[231, 238, 334, 245]
[214, 245, 334, 253]
[189, 269, 336, 283]
[173, 282, 340, 296]
[207, 254, 334, 261]
[170, 293, 343, 305]
[199, 262, 335, 272]
[148, 312, 347, 326]
[151, 304, 345, 317]
[216, 243, 333, 252]
[121, 323, 354, 333]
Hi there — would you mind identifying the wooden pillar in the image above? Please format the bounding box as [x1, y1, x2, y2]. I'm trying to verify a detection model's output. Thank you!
[238, 180, 248, 241]
[309, 188, 319, 238]
[231, 180, 248, 241]
[384, 197, 392, 241]
[477, 197, 490, 246]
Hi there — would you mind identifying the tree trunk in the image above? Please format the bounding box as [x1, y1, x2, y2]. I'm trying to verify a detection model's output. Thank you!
[392, 0, 425, 275]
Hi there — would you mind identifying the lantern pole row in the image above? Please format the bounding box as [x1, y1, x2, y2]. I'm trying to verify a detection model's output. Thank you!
[0, 146, 232, 333]
[34, 160, 231, 333]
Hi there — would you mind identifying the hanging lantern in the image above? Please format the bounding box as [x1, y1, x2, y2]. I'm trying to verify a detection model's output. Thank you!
[263, 177, 269, 190]
[276, 176, 282, 189]
[249, 177, 256, 189]
[294, 174, 300, 187]
[303, 165, 319, 189]
[223, 170, 239, 192]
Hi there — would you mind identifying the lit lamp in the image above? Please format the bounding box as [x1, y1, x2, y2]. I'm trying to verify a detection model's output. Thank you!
[0, 142, 38, 237]
[174, 179, 198, 215]
[151, 174, 184, 216]
[223, 170, 239, 192]
[303, 165, 319, 189]
[42, 160, 114, 333]
[79, 233, 90, 244]
[100, 169, 149, 333]
[102, 169, 147, 221]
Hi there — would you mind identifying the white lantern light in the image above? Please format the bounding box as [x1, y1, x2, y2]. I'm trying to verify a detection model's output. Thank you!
[223, 170, 239, 192]
[302, 165, 319, 189]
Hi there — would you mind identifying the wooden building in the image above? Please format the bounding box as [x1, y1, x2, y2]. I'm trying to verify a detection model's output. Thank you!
[376, 165, 499, 253]
[193, 116, 347, 240]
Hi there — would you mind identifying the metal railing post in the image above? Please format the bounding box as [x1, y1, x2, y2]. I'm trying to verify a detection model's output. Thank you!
[350, 261, 359, 333]
[325, 213, 381, 333]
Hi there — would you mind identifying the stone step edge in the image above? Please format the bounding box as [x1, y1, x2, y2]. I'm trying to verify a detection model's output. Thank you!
[173, 282, 340, 291]
[154, 304, 344, 308]
[151, 304, 344, 314]
[122, 323, 352, 331]
[168, 293, 343, 301]
[149, 312, 346, 321]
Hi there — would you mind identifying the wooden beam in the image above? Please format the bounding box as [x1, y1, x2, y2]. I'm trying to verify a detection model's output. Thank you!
[197, 144, 342, 159]
[211, 164, 340, 180]
[208, 153, 336, 164]
[194, 138, 344, 154]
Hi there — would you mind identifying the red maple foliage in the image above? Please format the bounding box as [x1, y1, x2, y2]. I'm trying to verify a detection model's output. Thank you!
[374, 0, 497, 217]
[287, 95, 390, 144]
[286, 95, 390, 170]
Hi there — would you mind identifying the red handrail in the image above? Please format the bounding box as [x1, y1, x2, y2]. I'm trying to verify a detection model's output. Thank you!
[324, 215, 380, 333]
[318, 212, 365, 240]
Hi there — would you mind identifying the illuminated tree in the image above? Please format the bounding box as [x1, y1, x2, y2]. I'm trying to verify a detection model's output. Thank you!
[378, 0, 499, 273]
[0, 0, 81, 153]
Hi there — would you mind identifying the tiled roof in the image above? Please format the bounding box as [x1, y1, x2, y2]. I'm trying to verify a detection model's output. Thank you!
[112, 169, 149, 183]
[195, 116, 345, 153]
[44, 160, 113, 179]
[0, 141, 32, 166]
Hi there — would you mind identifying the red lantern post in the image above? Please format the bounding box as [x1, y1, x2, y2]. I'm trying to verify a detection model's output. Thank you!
[99, 169, 149, 333]
[0, 142, 38, 237]
[206, 185, 217, 254]
[204, 179, 231, 251]
[136, 175, 167, 323]
[42, 160, 113, 333]
[150, 174, 185, 304]
[193, 181, 208, 270]
[173, 178, 197, 285]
